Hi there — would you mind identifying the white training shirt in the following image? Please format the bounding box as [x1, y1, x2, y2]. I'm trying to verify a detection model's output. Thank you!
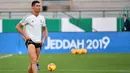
[19, 13, 46, 43]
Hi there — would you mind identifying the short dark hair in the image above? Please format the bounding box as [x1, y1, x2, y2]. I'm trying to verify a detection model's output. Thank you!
[31, 0, 40, 7]
[123, 14, 127, 17]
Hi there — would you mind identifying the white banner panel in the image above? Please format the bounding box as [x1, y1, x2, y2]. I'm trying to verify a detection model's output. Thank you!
[62, 18, 84, 32]
[92, 18, 117, 32]
[0, 19, 2, 33]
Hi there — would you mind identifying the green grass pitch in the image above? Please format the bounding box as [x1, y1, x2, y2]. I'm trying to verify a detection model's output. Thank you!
[0, 53, 130, 73]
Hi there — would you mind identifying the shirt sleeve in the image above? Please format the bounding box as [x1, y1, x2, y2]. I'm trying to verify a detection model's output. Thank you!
[19, 16, 28, 25]
[42, 16, 46, 27]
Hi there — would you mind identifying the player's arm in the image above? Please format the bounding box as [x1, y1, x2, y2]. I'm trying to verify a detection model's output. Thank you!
[41, 26, 48, 45]
[16, 23, 29, 40]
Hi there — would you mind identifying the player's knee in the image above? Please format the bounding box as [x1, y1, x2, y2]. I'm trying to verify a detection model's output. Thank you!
[31, 56, 37, 64]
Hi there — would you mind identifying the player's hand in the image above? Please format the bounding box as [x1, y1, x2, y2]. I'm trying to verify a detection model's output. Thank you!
[24, 35, 30, 41]
[41, 40, 45, 46]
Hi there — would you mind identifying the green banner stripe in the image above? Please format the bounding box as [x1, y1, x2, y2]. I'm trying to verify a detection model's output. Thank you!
[3, 19, 20, 32]
[69, 18, 92, 32]
[117, 18, 123, 32]
[46, 19, 61, 32]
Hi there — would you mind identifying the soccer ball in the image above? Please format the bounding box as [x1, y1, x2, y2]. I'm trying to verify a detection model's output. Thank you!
[71, 49, 76, 54]
[75, 49, 80, 54]
[71, 49, 80, 54]
[80, 48, 87, 54]
[47, 63, 56, 71]
[18, 51, 22, 54]
[79, 49, 82, 54]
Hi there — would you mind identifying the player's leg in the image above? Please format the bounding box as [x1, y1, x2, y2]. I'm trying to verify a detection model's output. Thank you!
[36, 48, 40, 61]
[28, 44, 38, 73]
[28, 63, 33, 73]
[36, 48, 40, 70]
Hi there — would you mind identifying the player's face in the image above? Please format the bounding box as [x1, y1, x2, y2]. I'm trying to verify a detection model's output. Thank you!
[32, 3, 41, 13]
[122, 15, 126, 19]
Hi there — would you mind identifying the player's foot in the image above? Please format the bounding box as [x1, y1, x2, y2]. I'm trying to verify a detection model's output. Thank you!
[37, 63, 40, 70]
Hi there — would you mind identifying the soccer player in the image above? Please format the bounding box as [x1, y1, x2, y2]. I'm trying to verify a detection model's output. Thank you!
[16, 1, 48, 73]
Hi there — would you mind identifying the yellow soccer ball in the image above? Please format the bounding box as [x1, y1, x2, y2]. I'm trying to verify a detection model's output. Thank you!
[79, 49, 82, 54]
[47, 63, 56, 71]
[71, 49, 76, 54]
[75, 49, 80, 54]
[81, 48, 87, 54]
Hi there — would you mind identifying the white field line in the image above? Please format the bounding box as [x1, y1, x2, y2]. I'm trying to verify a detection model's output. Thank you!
[0, 54, 13, 59]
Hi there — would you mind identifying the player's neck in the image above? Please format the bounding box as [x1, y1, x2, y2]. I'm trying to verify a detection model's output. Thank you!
[124, 17, 127, 21]
[32, 11, 39, 17]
